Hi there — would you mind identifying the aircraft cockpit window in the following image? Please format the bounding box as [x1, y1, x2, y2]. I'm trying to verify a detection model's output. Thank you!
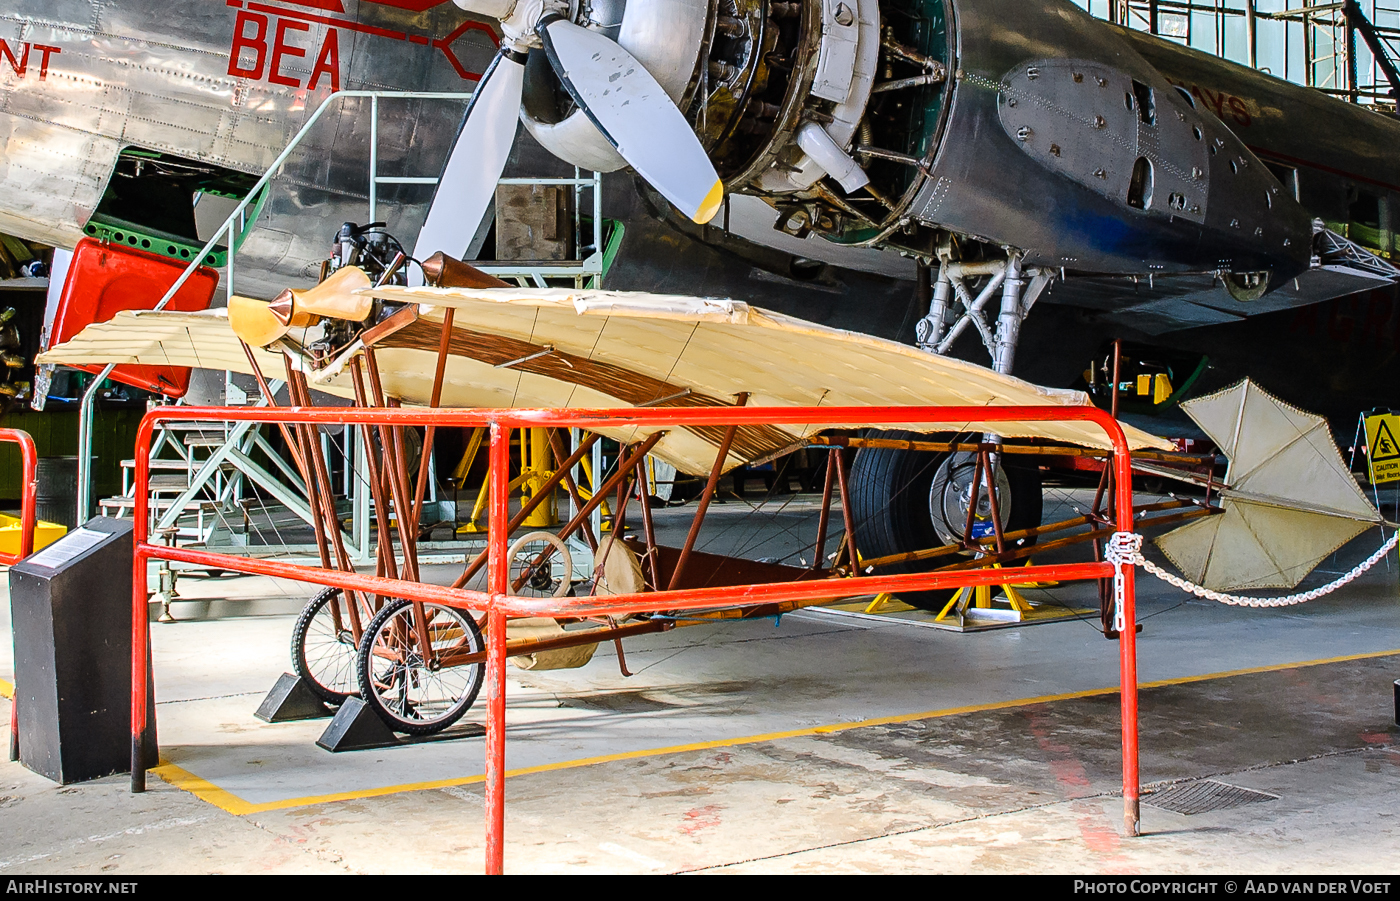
[1174, 85, 1196, 108]
[1132, 80, 1156, 125]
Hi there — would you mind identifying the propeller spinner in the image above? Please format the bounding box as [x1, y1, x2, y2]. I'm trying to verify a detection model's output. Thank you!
[416, 0, 724, 261]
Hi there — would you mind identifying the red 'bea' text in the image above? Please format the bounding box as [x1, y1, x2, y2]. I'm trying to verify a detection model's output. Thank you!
[228, 10, 340, 91]
[0, 40, 61, 80]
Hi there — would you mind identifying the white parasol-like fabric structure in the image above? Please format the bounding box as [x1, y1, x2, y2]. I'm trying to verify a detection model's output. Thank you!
[1155, 379, 1382, 591]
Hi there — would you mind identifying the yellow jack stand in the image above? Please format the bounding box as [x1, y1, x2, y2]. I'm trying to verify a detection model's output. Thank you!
[519, 427, 557, 529]
[930, 560, 1089, 633]
[457, 428, 559, 534]
[936, 564, 1035, 621]
[863, 592, 911, 615]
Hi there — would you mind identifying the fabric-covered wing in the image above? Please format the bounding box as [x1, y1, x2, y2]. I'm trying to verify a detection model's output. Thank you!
[40, 288, 1170, 476]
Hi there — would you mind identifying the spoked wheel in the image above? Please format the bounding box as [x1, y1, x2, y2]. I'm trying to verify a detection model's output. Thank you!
[356, 598, 485, 735]
[849, 430, 1042, 611]
[291, 587, 362, 705]
[506, 530, 574, 598]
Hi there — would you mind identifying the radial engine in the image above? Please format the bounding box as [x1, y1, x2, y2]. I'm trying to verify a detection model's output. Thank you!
[516, 0, 1311, 281]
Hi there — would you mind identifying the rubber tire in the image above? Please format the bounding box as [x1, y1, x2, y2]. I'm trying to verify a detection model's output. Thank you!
[291, 587, 360, 705]
[848, 430, 1043, 611]
[355, 598, 484, 736]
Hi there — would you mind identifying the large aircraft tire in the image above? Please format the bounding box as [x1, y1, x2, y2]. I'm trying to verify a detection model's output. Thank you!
[849, 431, 1043, 612]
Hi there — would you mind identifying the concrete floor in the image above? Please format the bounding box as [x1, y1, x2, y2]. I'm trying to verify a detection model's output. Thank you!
[1, 487, 1398, 874]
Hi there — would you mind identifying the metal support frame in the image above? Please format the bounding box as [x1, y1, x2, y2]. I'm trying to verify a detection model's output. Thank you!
[72, 89, 478, 523]
[125, 402, 1144, 872]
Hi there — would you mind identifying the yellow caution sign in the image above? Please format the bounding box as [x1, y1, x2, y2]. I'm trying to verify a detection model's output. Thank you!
[1365, 413, 1400, 484]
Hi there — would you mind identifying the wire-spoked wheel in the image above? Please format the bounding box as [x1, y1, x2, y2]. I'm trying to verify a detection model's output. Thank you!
[291, 587, 361, 704]
[355, 598, 485, 735]
[506, 530, 573, 597]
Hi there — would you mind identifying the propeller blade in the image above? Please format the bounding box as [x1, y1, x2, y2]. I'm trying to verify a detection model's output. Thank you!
[538, 17, 723, 224]
[414, 49, 526, 261]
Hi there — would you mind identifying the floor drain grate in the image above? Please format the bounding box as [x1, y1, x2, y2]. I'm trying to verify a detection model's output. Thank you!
[1144, 780, 1279, 815]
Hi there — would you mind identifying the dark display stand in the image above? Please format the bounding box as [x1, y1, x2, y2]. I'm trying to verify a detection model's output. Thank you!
[10, 518, 156, 784]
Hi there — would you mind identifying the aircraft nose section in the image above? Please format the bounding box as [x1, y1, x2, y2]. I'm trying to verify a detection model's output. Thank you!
[1198, 140, 1314, 284]
[994, 55, 1311, 282]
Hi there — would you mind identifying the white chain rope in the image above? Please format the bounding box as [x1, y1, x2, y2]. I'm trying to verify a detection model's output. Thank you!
[1104, 529, 1400, 611]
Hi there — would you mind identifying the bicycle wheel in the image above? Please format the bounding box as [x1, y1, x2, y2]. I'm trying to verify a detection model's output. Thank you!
[291, 587, 361, 705]
[506, 530, 573, 597]
[356, 598, 484, 735]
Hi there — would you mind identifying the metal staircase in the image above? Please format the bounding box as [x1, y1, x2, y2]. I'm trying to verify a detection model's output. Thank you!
[66, 88, 608, 568]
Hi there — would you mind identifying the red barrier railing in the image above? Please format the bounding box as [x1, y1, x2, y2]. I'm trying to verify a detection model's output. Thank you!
[2, 427, 38, 763]
[0, 428, 38, 566]
[127, 405, 1141, 873]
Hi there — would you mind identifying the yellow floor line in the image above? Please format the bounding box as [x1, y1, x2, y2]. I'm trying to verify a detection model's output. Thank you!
[0, 678, 11, 699]
[150, 646, 1400, 817]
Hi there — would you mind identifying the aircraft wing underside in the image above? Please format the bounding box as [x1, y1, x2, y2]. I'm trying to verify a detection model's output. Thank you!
[1051, 230, 1400, 335]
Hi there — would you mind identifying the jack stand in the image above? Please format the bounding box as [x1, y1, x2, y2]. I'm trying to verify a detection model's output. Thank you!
[863, 592, 910, 614]
[151, 528, 179, 624]
[936, 564, 1036, 621]
[153, 567, 178, 623]
[930, 561, 1089, 632]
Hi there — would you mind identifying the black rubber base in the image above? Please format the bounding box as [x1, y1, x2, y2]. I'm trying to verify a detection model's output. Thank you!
[315, 697, 486, 753]
[255, 673, 334, 723]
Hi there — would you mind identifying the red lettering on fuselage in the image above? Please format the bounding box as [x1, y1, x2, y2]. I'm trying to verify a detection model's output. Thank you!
[0, 39, 60, 80]
[268, 17, 310, 86]
[226, 1, 493, 86]
[1168, 78, 1254, 127]
[227, 9, 340, 91]
[308, 29, 340, 90]
[275, 0, 451, 10]
[228, 11, 269, 79]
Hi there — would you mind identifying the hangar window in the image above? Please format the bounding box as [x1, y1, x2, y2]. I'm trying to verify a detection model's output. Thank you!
[1128, 157, 1154, 210]
[1132, 80, 1156, 125]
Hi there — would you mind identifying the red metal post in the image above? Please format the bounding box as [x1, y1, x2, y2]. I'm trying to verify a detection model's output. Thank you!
[485, 422, 510, 875]
[0, 428, 37, 565]
[1111, 434, 1141, 837]
[130, 416, 154, 792]
[1, 428, 37, 762]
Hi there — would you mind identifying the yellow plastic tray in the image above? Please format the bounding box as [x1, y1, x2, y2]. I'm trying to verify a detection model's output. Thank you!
[0, 513, 66, 559]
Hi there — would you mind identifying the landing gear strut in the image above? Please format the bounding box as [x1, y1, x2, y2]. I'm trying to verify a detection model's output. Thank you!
[852, 249, 1050, 610]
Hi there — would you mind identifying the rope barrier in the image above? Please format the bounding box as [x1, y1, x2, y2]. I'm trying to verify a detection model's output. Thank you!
[1106, 529, 1399, 609]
